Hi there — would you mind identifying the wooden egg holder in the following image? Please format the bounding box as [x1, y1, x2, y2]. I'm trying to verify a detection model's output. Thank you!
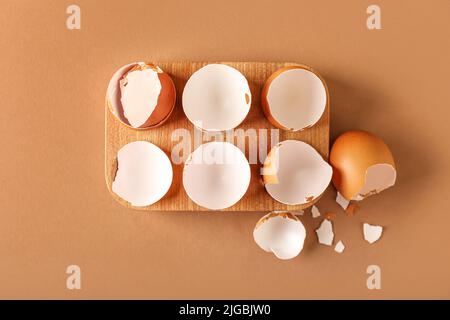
[105, 62, 329, 211]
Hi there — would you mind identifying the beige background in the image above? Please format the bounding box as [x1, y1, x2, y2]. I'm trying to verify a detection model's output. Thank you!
[1, 0, 449, 299]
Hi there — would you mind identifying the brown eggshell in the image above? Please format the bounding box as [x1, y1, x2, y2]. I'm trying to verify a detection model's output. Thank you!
[330, 130, 396, 200]
[261, 65, 329, 131]
[106, 62, 176, 130]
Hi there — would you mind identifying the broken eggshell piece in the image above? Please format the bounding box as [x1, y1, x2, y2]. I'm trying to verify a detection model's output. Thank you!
[262, 140, 332, 206]
[315, 219, 334, 246]
[261, 65, 328, 131]
[182, 64, 251, 132]
[112, 141, 173, 207]
[334, 240, 345, 253]
[330, 130, 396, 202]
[106, 62, 176, 129]
[253, 212, 306, 260]
[363, 223, 383, 244]
[182, 142, 251, 210]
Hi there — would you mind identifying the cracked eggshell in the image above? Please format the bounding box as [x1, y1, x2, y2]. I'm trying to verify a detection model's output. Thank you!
[334, 241, 345, 253]
[253, 212, 306, 260]
[112, 141, 173, 207]
[106, 62, 176, 129]
[182, 142, 250, 210]
[315, 219, 334, 246]
[363, 223, 383, 244]
[330, 130, 396, 201]
[261, 65, 328, 131]
[182, 64, 251, 132]
[262, 140, 332, 206]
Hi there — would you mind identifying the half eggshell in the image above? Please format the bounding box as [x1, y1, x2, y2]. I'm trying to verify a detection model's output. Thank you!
[112, 141, 173, 207]
[182, 64, 251, 132]
[182, 142, 251, 210]
[330, 130, 396, 201]
[253, 211, 306, 260]
[262, 140, 333, 206]
[261, 65, 328, 131]
[106, 62, 176, 129]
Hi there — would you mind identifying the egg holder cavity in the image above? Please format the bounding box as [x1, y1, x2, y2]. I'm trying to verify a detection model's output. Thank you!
[105, 62, 330, 211]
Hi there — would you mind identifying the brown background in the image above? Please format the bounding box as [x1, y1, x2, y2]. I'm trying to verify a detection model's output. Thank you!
[1, 0, 449, 299]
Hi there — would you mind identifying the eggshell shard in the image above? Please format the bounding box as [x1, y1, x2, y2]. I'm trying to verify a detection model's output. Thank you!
[334, 241, 345, 253]
[106, 62, 176, 129]
[182, 142, 250, 210]
[345, 203, 358, 217]
[112, 141, 173, 207]
[253, 212, 306, 260]
[336, 192, 350, 210]
[330, 130, 396, 201]
[311, 205, 321, 218]
[316, 219, 334, 246]
[261, 66, 328, 131]
[262, 140, 332, 206]
[182, 64, 251, 132]
[363, 223, 383, 244]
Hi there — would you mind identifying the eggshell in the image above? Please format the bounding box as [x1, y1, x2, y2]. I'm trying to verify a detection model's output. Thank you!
[334, 241, 345, 253]
[363, 223, 383, 244]
[315, 219, 334, 246]
[262, 140, 332, 206]
[182, 142, 250, 210]
[253, 211, 306, 260]
[106, 62, 176, 129]
[311, 205, 321, 218]
[182, 64, 251, 131]
[261, 65, 328, 131]
[112, 141, 173, 207]
[330, 130, 396, 201]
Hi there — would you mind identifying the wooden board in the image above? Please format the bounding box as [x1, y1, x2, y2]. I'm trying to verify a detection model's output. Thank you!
[105, 62, 330, 211]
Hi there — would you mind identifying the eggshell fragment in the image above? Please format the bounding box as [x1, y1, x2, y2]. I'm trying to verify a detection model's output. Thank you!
[262, 140, 332, 206]
[112, 141, 173, 207]
[334, 241, 345, 253]
[261, 65, 328, 131]
[345, 203, 358, 217]
[316, 219, 334, 246]
[336, 192, 350, 210]
[324, 212, 337, 220]
[182, 64, 251, 131]
[182, 142, 250, 210]
[363, 223, 383, 244]
[253, 212, 306, 260]
[330, 131, 396, 201]
[311, 206, 321, 218]
[106, 62, 176, 129]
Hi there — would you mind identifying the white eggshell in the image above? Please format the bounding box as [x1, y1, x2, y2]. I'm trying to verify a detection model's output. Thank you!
[182, 142, 250, 210]
[336, 191, 350, 209]
[263, 140, 332, 205]
[253, 212, 306, 260]
[266, 68, 327, 131]
[182, 64, 251, 131]
[311, 205, 321, 218]
[119, 67, 162, 127]
[334, 240, 345, 253]
[363, 223, 383, 244]
[315, 219, 334, 246]
[112, 141, 173, 207]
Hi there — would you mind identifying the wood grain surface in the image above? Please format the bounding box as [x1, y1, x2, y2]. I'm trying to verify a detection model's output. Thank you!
[105, 62, 330, 211]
